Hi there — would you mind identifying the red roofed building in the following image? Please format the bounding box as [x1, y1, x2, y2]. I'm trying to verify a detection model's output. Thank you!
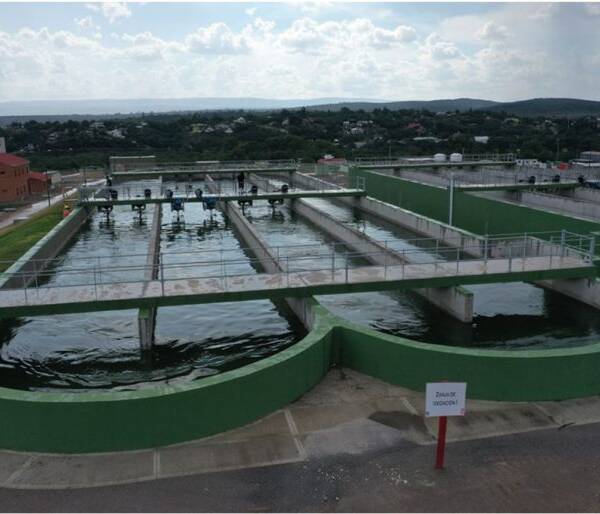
[0, 153, 30, 203]
[28, 171, 51, 195]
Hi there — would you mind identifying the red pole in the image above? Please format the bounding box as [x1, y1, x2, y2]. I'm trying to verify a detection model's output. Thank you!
[435, 416, 448, 470]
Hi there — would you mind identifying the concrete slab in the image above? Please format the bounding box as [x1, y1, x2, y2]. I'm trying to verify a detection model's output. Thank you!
[204, 411, 292, 444]
[158, 434, 301, 478]
[294, 368, 420, 407]
[368, 407, 436, 445]
[3, 369, 600, 491]
[300, 418, 416, 458]
[421, 405, 556, 442]
[0, 452, 35, 485]
[536, 396, 600, 426]
[9, 450, 154, 489]
[291, 402, 380, 434]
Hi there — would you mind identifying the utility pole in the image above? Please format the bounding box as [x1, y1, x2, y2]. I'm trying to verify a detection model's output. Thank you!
[448, 173, 455, 226]
[45, 168, 51, 206]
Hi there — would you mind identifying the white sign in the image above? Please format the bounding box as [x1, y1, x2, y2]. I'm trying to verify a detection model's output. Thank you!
[425, 382, 467, 417]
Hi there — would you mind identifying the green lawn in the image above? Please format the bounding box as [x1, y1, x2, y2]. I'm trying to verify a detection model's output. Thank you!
[0, 205, 64, 272]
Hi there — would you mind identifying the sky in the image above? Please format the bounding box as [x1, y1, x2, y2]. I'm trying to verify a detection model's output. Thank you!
[1, 1, 600, 103]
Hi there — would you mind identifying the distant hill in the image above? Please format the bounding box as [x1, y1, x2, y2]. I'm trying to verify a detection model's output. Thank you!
[1, 96, 600, 123]
[0, 97, 381, 118]
[481, 98, 600, 117]
[308, 98, 499, 112]
[309, 97, 600, 117]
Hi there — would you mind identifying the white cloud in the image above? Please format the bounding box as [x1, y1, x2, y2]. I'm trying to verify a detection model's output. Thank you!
[86, 2, 131, 23]
[476, 21, 508, 42]
[75, 16, 95, 30]
[1, 4, 600, 103]
[279, 17, 416, 54]
[285, 1, 334, 17]
[245, 7, 257, 17]
[421, 33, 461, 61]
[119, 31, 185, 60]
[585, 3, 600, 16]
[186, 23, 249, 54]
[18, 27, 100, 51]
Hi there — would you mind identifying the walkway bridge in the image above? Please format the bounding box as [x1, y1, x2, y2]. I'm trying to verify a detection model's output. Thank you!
[379, 166, 600, 192]
[352, 158, 516, 171]
[0, 233, 596, 319]
[112, 159, 298, 180]
[79, 186, 365, 207]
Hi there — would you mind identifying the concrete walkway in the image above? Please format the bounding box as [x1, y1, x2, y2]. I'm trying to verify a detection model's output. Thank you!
[1, 255, 592, 318]
[3, 423, 600, 512]
[0, 178, 104, 231]
[2, 368, 600, 496]
[0, 191, 74, 231]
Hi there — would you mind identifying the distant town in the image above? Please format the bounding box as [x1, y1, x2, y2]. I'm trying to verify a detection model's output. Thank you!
[0, 107, 599, 180]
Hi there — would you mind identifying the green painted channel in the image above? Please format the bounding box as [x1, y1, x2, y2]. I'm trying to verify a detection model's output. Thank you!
[349, 168, 600, 254]
[4, 297, 600, 453]
[4, 173, 600, 453]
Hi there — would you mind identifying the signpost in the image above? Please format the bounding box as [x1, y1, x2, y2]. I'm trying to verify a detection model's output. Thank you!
[425, 382, 467, 470]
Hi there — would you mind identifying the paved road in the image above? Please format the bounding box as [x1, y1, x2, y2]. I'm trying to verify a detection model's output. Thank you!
[1, 422, 599, 512]
[0, 179, 104, 231]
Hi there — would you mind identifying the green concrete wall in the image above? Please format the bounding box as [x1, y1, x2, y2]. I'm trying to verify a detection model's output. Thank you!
[6, 300, 600, 452]
[338, 321, 600, 402]
[0, 301, 336, 453]
[350, 168, 600, 250]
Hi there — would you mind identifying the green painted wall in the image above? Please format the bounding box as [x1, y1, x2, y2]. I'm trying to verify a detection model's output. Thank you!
[5, 301, 600, 452]
[338, 321, 600, 402]
[0, 301, 336, 453]
[350, 168, 600, 250]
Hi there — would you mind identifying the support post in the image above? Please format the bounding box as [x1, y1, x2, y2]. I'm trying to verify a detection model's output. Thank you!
[331, 250, 335, 281]
[484, 236, 488, 269]
[93, 265, 98, 300]
[448, 174, 455, 226]
[456, 246, 460, 274]
[160, 256, 164, 296]
[345, 251, 349, 283]
[139, 204, 162, 355]
[22, 272, 28, 303]
[435, 416, 448, 470]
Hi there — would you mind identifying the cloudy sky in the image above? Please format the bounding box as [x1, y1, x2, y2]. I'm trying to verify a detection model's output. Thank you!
[1, 1, 599, 103]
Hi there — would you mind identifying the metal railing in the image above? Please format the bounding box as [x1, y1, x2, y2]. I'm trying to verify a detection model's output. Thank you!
[249, 174, 345, 193]
[119, 159, 298, 173]
[442, 169, 600, 189]
[353, 154, 516, 166]
[1, 233, 595, 306]
[80, 176, 355, 203]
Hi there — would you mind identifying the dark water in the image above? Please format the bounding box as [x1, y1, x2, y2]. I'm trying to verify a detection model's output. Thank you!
[1, 180, 599, 392]
[0, 197, 303, 391]
[153, 200, 303, 381]
[302, 198, 600, 350]
[0, 207, 150, 391]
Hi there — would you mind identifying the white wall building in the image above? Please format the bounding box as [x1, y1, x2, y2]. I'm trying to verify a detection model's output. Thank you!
[516, 159, 546, 169]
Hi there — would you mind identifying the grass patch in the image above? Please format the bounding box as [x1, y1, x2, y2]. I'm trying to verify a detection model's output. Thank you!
[0, 204, 64, 272]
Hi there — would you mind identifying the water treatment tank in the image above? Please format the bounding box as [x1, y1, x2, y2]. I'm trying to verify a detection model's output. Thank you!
[434, 153, 446, 162]
[450, 153, 463, 163]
